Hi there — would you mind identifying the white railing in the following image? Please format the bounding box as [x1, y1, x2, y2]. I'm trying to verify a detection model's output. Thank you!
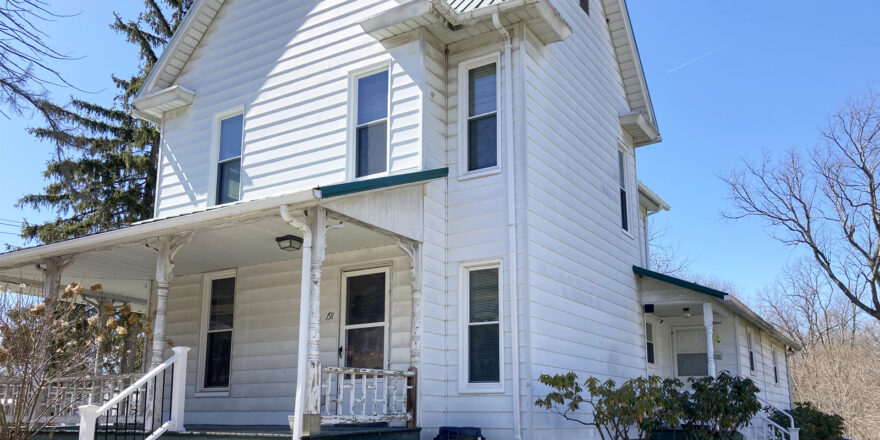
[320, 366, 415, 425]
[741, 398, 799, 440]
[78, 347, 189, 440]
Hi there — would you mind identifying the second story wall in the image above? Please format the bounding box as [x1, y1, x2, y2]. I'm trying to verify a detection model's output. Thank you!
[155, 0, 427, 218]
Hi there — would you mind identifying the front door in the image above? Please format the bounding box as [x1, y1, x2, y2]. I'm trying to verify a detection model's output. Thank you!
[341, 267, 390, 370]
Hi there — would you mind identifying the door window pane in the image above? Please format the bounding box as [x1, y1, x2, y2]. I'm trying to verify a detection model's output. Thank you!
[346, 327, 384, 370]
[209, 278, 235, 331]
[469, 324, 500, 383]
[677, 353, 708, 377]
[469, 268, 499, 322]
[356, 122, 388, 177]
[219, 115, 243, 161]
[346, 272, 385, 326]
[205, 331, 232, 388]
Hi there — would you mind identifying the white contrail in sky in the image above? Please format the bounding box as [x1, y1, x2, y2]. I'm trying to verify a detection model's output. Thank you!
[666, 45, 725, 74]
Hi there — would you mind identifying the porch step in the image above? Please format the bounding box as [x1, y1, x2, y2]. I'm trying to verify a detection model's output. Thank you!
[303, 425, 421, 440]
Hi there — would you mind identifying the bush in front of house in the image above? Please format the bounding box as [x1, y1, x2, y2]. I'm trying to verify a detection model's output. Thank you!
[771, 402, 845, 440]
[535, 372, 761, 440]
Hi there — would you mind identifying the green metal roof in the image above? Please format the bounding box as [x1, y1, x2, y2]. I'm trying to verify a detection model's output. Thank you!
[633, 265, 727, 299]
[318, 168, 449, 199]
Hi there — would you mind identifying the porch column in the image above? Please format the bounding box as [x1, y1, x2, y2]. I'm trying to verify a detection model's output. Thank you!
[40, 256, 73, 300]
[303, 207, 327, 435]
[703, 302, 716, 377]
[148, 234, 191, 368]
[397, 240, 422, 367]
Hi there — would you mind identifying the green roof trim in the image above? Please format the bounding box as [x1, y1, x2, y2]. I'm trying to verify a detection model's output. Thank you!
[318, 168, 449, 199]
[633, 265, 727, 300]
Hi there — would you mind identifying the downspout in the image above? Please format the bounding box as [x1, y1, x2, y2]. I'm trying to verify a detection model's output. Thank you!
[492, 12, 522, 440]
[282, 205, 313, 440]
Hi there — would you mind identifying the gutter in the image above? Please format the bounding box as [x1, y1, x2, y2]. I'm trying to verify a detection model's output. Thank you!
[492, 13, 523, 440]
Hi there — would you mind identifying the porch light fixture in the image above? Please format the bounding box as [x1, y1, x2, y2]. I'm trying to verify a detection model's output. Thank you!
[275, 235, 303, 251]
[682, 307, 692, 318]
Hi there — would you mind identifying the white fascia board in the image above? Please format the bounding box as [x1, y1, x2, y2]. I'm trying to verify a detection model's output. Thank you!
[131, 85, 196, 122]
[361, 0, 435, 35]
[0, 189, 317, 270]
[620, 111, 661, 147]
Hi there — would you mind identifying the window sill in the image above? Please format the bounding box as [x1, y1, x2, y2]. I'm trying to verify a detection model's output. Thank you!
[193, 390, 230, 397]
[457, 166, 501, 182]
[458, 383, 505, 394]
[621, 228, 635, 240]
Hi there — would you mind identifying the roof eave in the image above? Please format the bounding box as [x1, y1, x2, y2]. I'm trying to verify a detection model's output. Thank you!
[131, 85, 196, 123]
[637, 181, 670, 212]
[620, 111, 660, 147]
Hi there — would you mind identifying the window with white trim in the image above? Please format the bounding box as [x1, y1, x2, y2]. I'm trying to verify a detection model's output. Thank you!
[646, 322, 655, 364]
[618, 149, 629, 231]
[200, 273, 236, 390]
[354, 69, 389, 178]
[463, 264, 501, 386]
[341, 267, 389, 370]
[675, 328, 708, 377]
[772, 349, 778, 383]
[747, 332, 756, 373]
[216, 114, 243, 205]
[465, 62, 498, 172]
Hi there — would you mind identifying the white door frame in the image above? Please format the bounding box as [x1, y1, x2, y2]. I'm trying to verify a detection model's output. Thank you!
[339, 266, 392, 369]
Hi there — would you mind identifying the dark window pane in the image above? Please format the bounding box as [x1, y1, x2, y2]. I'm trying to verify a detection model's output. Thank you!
[618, 150, 626, 187]
[469, 268, 498, 323]
[217, 159, 241, 204]
[356, 122, 387, 177]
[620, 188, 628, 230]
[749, 351, 755, 371]
[219, 115, 243, 161]
[346, 326, 384, 370]
[205, 331, 232, 388]
[346, 273, 385, 325]
[677, 353, 708, 377]
[469, 64, 496, 117]
[469, 324, 500, 383]
[647, 342, 655, 364]
[467, 115, 497, 171]
[357, 71, 388, 125]
[209, 278, 235, 331]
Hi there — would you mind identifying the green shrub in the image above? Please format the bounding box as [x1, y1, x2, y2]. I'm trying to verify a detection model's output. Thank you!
[771, 402, 845, 440]
[678, 373, 761, 440]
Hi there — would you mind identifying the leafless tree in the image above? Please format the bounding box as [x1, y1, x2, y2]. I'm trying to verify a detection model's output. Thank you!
[724, 90, 880, 323]
[648, 219, 693, 276]
[0, 0, 73, 128]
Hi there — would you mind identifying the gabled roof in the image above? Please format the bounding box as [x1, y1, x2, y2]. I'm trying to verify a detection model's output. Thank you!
[135, 0, 657, 129]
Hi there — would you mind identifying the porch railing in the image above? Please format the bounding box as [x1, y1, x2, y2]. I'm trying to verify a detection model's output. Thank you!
[78, 347, 189, 440]
[320, 366, 415, 425]
[740, 398, 799, 440]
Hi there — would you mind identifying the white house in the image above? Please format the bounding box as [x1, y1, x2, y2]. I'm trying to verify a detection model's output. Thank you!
[0, 0, 800, 439]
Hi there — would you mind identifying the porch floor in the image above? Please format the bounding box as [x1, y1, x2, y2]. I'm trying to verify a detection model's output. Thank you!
[38, 425, 420, 440]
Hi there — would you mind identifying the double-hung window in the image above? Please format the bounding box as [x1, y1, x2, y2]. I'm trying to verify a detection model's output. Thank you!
[772, 349, 778, 383]
[747, 332, 756, 373]
[355, 69, 389, 178]
[216, 114, 243, 205]
[200, 273, 236, 390]
[646, 322, 655, 364]
[460, 58, 498, 175]
[618, 149, 629, 231]
[463, 264, 501, 388]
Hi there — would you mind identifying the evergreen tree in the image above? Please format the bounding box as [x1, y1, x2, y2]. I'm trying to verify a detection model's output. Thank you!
[17, 0, 193, 244]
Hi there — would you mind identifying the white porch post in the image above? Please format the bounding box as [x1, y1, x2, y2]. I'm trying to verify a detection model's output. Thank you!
[397, 240, 422, 367]
[703, 302, 716, 377]
[148, 234, 191, 368]
[40, 256, 73, 299]
[304, 206, 327, 435]
[169, 346, 190, 431]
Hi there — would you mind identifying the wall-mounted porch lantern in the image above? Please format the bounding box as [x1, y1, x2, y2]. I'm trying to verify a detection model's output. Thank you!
[275, 235, 304, 251]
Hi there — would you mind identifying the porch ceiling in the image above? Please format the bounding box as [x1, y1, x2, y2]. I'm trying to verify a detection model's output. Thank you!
[0, 212, 396, 298]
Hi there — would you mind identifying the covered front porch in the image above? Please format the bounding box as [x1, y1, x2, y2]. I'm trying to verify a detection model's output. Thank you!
[0, 173, 441, 439]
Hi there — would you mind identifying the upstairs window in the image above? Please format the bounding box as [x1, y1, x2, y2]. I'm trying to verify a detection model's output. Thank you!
[464, 265, 501, 386]
[355, 69, 389, 178]
[772, 349, 779, 383]
[466, 62, 498, 172]
[646, 322, 655, 364]
[747, 332, 756, 373]
[216, 114, 243, 205]
[618, 149, 629, 231]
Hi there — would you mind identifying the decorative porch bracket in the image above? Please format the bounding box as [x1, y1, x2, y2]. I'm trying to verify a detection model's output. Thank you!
[396, 239, 421, 428]
[146, 234, 192, 368]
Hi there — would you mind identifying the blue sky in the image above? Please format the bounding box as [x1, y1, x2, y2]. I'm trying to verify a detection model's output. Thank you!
[1, 1, 879, 300]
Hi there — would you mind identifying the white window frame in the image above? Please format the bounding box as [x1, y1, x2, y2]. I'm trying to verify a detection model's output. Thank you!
[747, 330, 756, 375]
[457, 53, 502, 181]
[672, 326, 709, 378]
[208, 106, 245, 207]
[196, 269, 237, 395]
[645, 321, 656, 365]
[772, 348, 779, 384]
[618, 143, 634, 238]
[458, 260, 504, 394]
[347, 63, 392, 181]
[339, 266, 392, 370]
